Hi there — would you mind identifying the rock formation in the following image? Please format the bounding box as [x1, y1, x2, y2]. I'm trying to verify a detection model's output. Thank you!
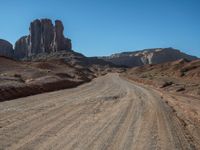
[53, 20, 72, 52]
[14, 36, 29, 58]
[0, 39, 14, 58]
[15, 19, 72, 58]
[101, 48, 198, 67]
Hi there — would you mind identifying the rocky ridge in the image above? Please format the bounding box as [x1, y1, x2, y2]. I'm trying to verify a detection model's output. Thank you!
[101, 48, 198, 67]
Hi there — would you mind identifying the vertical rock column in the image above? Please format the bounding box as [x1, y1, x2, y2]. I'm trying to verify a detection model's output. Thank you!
[53, 20, 71, 51]
[14, 36, 30, 58]
[14, 18, 72, 58]
[40, 19, 54, 53]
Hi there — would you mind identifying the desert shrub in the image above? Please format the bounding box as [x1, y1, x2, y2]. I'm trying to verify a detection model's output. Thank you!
[13, 74, 22, 78]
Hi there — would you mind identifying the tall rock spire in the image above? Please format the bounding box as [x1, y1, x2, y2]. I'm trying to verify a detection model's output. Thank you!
[15, 18, 72, 58]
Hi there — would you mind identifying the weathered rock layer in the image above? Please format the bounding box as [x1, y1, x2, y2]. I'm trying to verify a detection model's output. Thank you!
[15, 19, 72, 58]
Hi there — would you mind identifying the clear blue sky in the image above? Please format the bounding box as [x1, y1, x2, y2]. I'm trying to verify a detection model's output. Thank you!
[0, 0, 200, 57]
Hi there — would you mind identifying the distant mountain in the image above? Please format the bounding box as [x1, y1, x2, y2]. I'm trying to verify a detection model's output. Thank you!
[100, 48, 198, 67]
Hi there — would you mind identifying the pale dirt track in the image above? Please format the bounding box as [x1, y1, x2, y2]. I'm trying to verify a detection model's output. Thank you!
[0, 73, 199, 150]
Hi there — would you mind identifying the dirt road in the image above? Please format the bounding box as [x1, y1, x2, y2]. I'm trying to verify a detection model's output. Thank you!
[0, 73, 199, 150]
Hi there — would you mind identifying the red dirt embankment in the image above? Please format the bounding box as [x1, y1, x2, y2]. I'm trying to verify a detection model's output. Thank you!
[0, 56, 92, 101]
[123, 59, 200, 144]
[124, 59, 200, 96]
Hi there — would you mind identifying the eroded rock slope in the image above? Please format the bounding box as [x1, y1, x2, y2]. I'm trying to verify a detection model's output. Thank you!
[101, 48, 198, 67]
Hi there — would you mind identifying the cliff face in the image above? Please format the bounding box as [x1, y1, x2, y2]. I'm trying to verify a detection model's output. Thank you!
[101, 48, 198, 67]
[0, 39, 14, 58]
[14, 36, 29, 58]
[15, 19, 72, 58]
[53, 20, 72, 52]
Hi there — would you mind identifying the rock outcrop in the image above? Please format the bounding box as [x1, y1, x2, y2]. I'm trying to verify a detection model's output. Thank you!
[53, 20, 72, 52]
[14, 36, 29, 58]
[101, 48, 198, 67]
[0, 39, 14, 58]
[15, 19, 72, 58]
